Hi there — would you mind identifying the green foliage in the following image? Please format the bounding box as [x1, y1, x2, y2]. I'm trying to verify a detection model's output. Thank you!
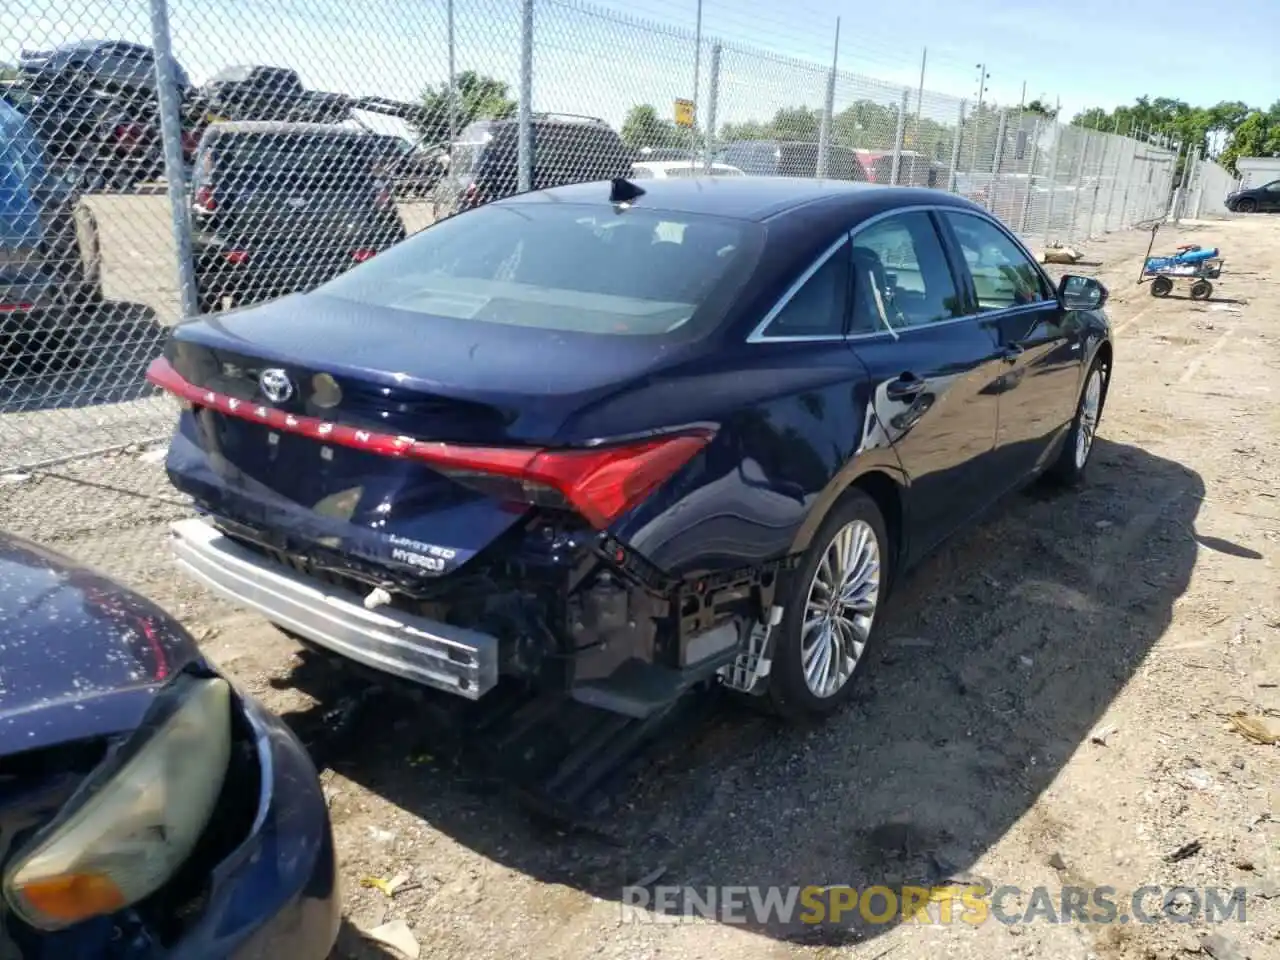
[620, 104, 698, 150]
[413, 70, 517, 144]
[1068, 95, 1279, 174]
[1025, 99, 1058, 119]
[717, 100, 956, 160]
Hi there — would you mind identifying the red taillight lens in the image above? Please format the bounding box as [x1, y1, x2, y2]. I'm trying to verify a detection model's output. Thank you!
[352, 248, 376, 263]
[223, 250, 249, 265]
[424, 435, 711, 528]
[193, 185, 215, 211]
[0, 302, 35, 313]
[145, 357, 712, 528]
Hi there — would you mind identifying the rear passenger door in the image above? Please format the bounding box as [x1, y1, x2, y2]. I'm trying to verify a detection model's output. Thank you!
[844, 209, 1006, 561]
[937, 209, 1082, 481]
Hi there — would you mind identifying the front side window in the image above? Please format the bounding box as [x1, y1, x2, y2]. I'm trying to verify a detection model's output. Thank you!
[1265, 180, 1280, 192]
[849, 211, 962, 334]
[943, 211, 1051, 310]
[317, 202, 761, 338]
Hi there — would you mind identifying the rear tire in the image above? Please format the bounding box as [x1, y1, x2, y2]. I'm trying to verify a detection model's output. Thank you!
[1189, 279, 1213, 300]
[1045, 354, 1109, 488]
[767, 490, 888, 721]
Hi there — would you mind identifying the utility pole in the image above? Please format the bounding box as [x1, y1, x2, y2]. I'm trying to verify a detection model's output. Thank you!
[691, 0, 702, 165]
[915, 48, 927, 125]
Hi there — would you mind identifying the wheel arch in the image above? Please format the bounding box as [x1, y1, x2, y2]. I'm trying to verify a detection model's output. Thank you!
[787, 453, 908, 582]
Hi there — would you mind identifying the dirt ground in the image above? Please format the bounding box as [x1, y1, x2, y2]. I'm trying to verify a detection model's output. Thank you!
[1, 215, 1278, 960]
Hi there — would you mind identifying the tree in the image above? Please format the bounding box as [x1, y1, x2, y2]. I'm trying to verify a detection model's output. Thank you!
[620, 103, 695, 150]
[1025, 99, 1058, 119]
[413, 70, 516, 144]
[1220, 102, 1280, 173]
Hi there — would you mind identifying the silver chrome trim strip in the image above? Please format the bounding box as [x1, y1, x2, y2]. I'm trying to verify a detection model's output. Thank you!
[169, 517, 500, 699]
[746, 201, 1065, 346]
[745, 233, 850, 343]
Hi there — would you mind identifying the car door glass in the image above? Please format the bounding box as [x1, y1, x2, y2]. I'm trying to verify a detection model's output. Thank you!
[758, 240, 849, 338]
[1266, 181, 1280, 192]
[848, 211, 962, 334]
[944, 212, 1050, 310]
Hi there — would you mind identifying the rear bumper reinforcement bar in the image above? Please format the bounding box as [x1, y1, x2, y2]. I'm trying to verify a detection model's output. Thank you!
[169, 517, 499, 699]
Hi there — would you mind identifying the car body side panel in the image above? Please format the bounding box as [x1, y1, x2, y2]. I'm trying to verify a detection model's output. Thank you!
[609, 340, 895, 577]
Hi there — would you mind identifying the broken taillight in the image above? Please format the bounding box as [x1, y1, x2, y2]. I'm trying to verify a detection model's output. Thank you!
[145, 357, 712, 529]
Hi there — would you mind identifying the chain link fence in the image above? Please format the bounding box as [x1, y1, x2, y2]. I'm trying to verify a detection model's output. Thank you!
[1178, 155, 1240, 219]
[2, 0, 1190, 581]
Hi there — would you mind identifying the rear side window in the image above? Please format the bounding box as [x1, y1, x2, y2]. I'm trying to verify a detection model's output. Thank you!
[942, 211, 1051, 309]
[316, 202, 762, 338]
[216, 134, 380, 186]
[756, 240, 849, 339]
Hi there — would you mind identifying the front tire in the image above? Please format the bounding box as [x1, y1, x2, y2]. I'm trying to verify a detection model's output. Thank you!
[1045, 355, 1109, 487]
[1236, 198, 1257, 214]
[768, 490, 888, 720]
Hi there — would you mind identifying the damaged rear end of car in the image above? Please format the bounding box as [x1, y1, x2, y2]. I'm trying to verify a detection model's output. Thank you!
[151, 193, 774, 718]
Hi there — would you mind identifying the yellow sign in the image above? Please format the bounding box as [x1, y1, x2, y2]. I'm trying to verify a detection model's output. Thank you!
[674, 98, 696, 128]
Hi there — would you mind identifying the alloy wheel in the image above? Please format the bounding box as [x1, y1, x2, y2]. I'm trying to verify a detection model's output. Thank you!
[1075, 368, 1103, 469]
[800, 519, 881, 699]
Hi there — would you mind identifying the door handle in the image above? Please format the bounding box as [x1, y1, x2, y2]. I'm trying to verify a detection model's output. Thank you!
[885, 373, 927, 401]
[1000, 344, 1024, 364]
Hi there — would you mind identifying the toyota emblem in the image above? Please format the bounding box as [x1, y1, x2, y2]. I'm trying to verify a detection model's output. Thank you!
[258, 368, 294, 404]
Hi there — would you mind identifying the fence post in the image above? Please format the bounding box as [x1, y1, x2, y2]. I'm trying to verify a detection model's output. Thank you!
[889, 89, 909, 185]
[517, 0, 534, 193]
[1102, 129, 1125, 232]
[1086, 132, 1106, 240]
[987, 109, 1008, 213]
[1064, 127, 1089, 245]
[1018, 116, 1042, 234]
[1117, 126, 1140, 229]
[703, 43, 721, 172]
[947, 99, 966, 193]
[815, 19, 839, 178]
[148, 0, 198, 318]
[1040, 122, 1063, 244]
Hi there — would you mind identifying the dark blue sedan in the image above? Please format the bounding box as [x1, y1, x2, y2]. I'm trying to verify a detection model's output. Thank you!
[147, 176, 1112, 723]
[0, 535, 339, 958]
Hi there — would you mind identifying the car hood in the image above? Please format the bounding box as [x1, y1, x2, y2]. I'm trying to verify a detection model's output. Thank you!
[0, 535, 200, 756]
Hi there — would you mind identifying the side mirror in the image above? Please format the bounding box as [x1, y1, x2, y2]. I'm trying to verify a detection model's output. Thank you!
[1058, 274, 1108, 311]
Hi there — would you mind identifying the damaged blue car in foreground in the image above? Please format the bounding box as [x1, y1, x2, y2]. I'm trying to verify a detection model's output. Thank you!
[0, 535, 339, 959]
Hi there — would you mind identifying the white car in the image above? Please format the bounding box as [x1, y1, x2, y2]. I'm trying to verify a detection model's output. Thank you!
[630, 160, 745, 179]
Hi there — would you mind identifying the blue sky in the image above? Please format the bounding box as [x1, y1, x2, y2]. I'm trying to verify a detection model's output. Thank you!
[4, 0, 1275, 141]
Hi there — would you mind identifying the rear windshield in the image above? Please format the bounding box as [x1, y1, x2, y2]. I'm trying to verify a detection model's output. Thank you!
[212, 133, 382, 184]
[317, 201, 762, 337]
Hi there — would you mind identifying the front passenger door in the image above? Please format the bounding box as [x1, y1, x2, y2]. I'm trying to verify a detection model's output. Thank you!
[938, 209, 1082, 482]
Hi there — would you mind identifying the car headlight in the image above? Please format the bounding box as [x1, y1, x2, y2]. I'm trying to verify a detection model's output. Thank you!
[2, 674, 232, 931]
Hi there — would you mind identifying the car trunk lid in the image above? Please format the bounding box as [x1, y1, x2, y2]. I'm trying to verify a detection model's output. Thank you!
[152, 293, 711, 577]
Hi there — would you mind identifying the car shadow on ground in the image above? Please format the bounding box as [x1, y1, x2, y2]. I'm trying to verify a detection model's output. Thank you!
[279, 437, 1208, 948]
[0, 300, 166, 414]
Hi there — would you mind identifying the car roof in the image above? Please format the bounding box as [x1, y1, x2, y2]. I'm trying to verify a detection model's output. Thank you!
[501, 177, 980, 222]
[633, 160, 738, 172]
[204, 121, 373, 138]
